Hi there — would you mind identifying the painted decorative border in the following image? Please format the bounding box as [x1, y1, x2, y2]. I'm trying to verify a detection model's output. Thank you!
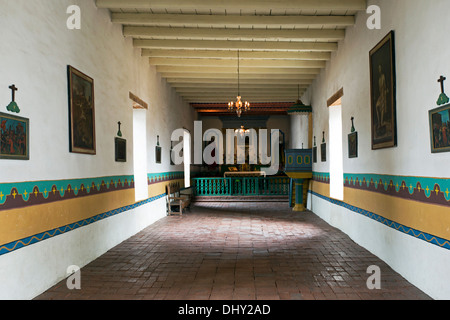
[309, 190, 450, 251]
[0, 172, 185, 212]
[0, 171, 185, 256]
[0, 194, 166, 256]
[148, 171, 184, 185]
[344, 173, 450, 207]
[312, 172, 449, 207]
[0, 176, 134, 212]
[312, 172, 330, 184]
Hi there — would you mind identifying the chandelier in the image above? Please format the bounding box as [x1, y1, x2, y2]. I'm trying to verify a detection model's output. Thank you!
[235, 125, 250, 137]
[228, 50, 250, 117]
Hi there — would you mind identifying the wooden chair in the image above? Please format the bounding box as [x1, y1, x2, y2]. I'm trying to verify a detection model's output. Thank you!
[166, 182, 191, 215]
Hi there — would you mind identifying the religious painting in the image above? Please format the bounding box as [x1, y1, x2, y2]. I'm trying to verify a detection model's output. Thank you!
[369, 31, 397, 150]
[68, 66, 96, 155]
[429, 103, 450, 153]
[155, 146, 162, 164]
[313, 146, 317, 163]
[348, 132, 358, 158]
[155, 135, 162, 164]
[0, 112, 29, 160]
[321, 143, 326, 162]
[115, 137, 127, 162]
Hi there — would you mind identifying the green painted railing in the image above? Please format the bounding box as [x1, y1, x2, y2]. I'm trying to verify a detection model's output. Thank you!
[193, 177, 290, 197]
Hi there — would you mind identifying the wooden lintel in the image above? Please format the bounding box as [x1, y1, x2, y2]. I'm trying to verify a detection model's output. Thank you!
[129, 92, 148, 109]
[327, 88, 344, 107]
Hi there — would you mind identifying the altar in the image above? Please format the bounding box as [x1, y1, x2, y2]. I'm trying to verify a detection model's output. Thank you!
[224, 171, 267, 178]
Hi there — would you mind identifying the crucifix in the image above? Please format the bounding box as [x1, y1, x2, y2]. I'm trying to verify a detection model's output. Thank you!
[437, 75, 449, 105]
[6, 84, 20, 113]
[438, 76, 446, 94]
[9, 85, 18, 101]
[117, 121, 122, 137]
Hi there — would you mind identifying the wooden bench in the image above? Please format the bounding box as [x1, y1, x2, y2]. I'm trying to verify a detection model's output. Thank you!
[166, 182, 191, 215]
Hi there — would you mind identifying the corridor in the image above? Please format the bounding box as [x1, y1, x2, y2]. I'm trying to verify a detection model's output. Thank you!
[35, 202, 430, 300]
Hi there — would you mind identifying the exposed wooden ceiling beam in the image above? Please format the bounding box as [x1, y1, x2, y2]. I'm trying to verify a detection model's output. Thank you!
[186, 97, 299, 103]
[96, 0, 366, 109]
[181, 94, 304, 100]
[141, 49, 331, 61]
[96, 0, 367, 11]
[156, 66, 321, 75]
[149, 58, 326, 68]
[160, 73, 317, 80]
[177, 93, 304, 99]
[124, 26, 345, 42]
[166, 78, 314, 85]
[134, 39, 338, 51]
[175, 87, 308, 93]
[170, 83, 310, 89]
[112, 13, 355, 28]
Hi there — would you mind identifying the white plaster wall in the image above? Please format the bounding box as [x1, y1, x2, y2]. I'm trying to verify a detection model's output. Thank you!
[0, 198, 167, 300]
[310, 196, 450, 300]
[200, 115, 291, 145]
[307, 0, 450, 178]
[289, 114, 309, 149]
[0, 0, 197, 299]
[266, 115, 291, 148]
[306, 0, 450, 299]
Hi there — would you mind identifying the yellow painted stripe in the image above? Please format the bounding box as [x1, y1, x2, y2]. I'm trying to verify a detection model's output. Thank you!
[0, 180, 181, 247]
[0, 189, 136, 246]
[311, 181, 450, 241]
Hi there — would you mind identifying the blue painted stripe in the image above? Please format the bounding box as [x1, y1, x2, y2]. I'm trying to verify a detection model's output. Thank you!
[309, 190, 450, 251]
[0, 194, 166, 256]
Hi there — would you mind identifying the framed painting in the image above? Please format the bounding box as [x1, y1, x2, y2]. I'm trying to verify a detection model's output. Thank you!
[115, 137, 127, 162]
[369, 31, 397, 150]
[321, 143, 326, 162]
[0, 112, 29, 160]
[312, 146, 317, 163]
[155, 146, 162, 164]
[348, 132, 358, 158]
[429, 103, 450, 153]
[68, 65, 96, 155]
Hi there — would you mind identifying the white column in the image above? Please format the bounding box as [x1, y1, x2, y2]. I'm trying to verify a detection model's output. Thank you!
[290, 113, 310, 149]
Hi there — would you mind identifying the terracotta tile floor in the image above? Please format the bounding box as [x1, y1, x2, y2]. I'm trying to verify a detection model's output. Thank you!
[35, 201, 431, 300]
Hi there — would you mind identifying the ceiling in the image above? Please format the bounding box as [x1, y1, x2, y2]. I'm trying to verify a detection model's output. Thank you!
[95, 0, 366, 116]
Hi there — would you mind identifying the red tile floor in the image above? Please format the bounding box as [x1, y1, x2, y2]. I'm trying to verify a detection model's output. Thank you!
[35, 201, 431, 300]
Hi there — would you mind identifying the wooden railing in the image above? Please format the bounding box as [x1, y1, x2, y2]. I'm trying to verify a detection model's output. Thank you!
[193, 176, 290, 197]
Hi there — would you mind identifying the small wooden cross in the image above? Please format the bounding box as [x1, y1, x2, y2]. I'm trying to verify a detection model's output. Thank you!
[438, 76, 446, 94]
[117, 121, 122, 137]
[9, 85, 18, 101]
[437, 75, 450, 105]
[6, 84, 20, 113]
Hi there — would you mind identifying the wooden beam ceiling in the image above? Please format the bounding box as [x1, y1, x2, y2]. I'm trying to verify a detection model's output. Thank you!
[95, 0, 366, 115]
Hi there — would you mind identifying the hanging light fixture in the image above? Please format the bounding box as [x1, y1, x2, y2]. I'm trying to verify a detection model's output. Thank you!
[228, 50, 250, 117]
[287, 84, 312, 114]
[235, 125, 250, 137]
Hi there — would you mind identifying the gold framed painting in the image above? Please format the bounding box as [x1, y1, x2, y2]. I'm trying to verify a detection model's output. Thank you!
[68, 65, 96, 155]
[429, 103, 450, 153]
[369, 31, 397, 150]
[0, 112, 29, 160]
